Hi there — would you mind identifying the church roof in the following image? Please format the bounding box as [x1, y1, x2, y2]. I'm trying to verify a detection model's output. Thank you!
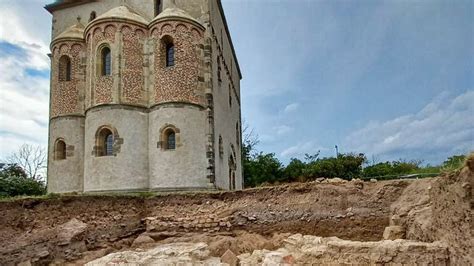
[150, 7, 203, 28]
[52, 22, 85, 43]
[93, 5, 148, 25]
[45, 0, 96, 13]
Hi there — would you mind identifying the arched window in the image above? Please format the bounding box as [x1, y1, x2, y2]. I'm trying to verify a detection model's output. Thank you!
[97, 127, 114, 156]
[164, 129, 176, 150]
[89, 11, 96, 22]
[55, 139, 66, 160]
[228, 154, 236, 190]
[219, 135, 223, 158]
[101, 47, 111, 76]
[161, 36, 175, 67]
[58, 55, 71, 81]
[159, 124, 180, 150]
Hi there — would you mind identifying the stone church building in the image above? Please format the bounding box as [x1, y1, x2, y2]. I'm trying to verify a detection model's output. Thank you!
[45, 0, 242, 193]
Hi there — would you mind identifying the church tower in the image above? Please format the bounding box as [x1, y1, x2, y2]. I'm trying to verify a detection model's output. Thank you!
[45, 0, 242, 193]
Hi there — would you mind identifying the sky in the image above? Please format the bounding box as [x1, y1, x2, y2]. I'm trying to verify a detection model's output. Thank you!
[0, 0, 472, 166]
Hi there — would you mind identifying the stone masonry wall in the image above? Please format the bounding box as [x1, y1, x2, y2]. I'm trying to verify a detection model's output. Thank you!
[90, 24, 116, 105]
[151, 21, 205, 106]
[51, 41, 85, 117]
[121, 25, 147, 105]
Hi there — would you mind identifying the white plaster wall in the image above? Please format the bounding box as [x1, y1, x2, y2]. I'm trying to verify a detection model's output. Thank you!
[47, 117, 85, 193]
[148, 106, 210, 189]
[83, 107, 148, 192]
[173, 0, 209, 23]
[209, 0, 242, 190]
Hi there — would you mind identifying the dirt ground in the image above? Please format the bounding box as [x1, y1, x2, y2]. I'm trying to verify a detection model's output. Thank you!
[0, 156, 472, 265]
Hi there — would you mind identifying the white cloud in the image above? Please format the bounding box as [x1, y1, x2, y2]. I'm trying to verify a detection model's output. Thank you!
[0, 0, 51, 70]
[274, 125, 293, 135]
[283, 103, 299, 113]
[0, 0, 51, 160]
[0, 47, 50, 160]
[280, 141, 329, 159]
[344, 91, 474, 164]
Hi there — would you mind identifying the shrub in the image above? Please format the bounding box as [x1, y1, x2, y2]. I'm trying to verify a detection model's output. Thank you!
[363, 160, 421, 177]
[0, 164, 46, 198]
[244, 153, 283, 187]
[442, 155, 466, 171]
[304, 153, 366, 180]
[282, 158, 306, 182]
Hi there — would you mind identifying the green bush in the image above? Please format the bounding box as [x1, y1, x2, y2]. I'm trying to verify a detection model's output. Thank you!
[0, 164, 46, 198]
[304, 153, 366, 180]
[244, 153, 283, 187]
[442, 155, 466, 171]
[283, 158, 306, 182]
[363, 160, 422, 177]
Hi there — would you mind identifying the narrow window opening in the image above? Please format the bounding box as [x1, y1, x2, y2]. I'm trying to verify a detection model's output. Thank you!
[217, 56, 221, 83]
[101, 47, 111, 76]
[154, 0, 162, 16]
[236, 123, 239, 146]
[97, 127, 114, 156]
[66, 59, 71, 81]
[229, 85, 232, 107]
[55, 140, 66, 160]
[89, 11, 96, 22]
[105, 133, 113, 156]
[165, 130, 176, 150]
[219, 136, 224, 158]
[166, 43, 174, 67]
[58, 55, 72, 81]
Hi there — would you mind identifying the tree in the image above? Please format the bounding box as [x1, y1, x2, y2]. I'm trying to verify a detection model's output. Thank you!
[245, 153, 283, 187]
[283, 158, 306, 182]
[242, 121, 260, 187]
[363, 162, 394, 177]
[7, 144, 46, 180]
[442, 155, 466, 170]
[0, 163, 46, 197]
[362, 159, 421, 177]
[304, 153, 366, 180]
[242, 120, 259, 161]
[304, 151, 320, 163]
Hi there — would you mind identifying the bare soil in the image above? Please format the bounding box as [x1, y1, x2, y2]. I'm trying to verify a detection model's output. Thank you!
[0, 156, 472, 265]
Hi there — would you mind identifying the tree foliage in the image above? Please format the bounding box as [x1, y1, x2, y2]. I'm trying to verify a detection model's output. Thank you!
[304, 153, 367, 180]
[0, 164, 46, 197]
[363, 160, 421, 177]
[245, 153, 283, 187]
[442, 155, 466, 170]
[241, 123, 467, 187]
[241, 123, 368, 187]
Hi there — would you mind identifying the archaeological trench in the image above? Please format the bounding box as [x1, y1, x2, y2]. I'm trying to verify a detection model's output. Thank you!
[0, 156, 472, 265]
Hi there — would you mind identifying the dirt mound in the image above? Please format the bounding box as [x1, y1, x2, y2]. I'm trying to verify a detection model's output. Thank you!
[0, 158, 472, 265]
[389, 154, 474, 264]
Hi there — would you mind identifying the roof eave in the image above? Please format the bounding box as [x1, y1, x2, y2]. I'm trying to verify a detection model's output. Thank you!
[44, 0, 97, 14]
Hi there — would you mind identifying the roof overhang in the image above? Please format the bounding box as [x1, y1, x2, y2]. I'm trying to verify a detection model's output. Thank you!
[45, 0, 97, 14]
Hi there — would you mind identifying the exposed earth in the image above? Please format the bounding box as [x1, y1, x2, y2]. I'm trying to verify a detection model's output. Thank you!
[1, 155, 472, 265]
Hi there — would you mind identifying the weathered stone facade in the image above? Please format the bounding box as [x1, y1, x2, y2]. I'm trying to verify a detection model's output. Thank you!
[46, 0, 242, 193]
